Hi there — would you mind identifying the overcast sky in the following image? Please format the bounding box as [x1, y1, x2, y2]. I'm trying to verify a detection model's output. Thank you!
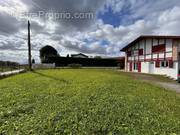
[0, 0, 180, 63]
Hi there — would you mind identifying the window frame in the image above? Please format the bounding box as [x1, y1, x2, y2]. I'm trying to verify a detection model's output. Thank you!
[160, 61, 169, 68]
[134, 62, 138, 70]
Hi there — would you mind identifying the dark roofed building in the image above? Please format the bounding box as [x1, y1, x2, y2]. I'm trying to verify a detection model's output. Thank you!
[71, 53, 88, 58]
[39, 46, 124, 68]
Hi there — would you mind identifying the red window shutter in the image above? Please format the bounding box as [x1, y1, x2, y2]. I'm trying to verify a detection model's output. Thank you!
[152, 44, 165, 53]
[155, 61, 160, 68]
[130, 62, 132, 71]
[138, 49, 143, 55]
[138, 62, 141, 72]
[127, 51, 131, 57]
[169, 60, 173, 68]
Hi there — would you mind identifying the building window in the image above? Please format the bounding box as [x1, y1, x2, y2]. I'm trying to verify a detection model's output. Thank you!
[160, 61, 169, 67]
[134, 63, 138, 70]
[155, 61, 160, 68]
[138, 49, 143, 55]
[127, 51, 132, 57]
[156, 61, 173, 68]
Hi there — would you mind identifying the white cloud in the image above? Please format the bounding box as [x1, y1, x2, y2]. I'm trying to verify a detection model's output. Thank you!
[90, 6, 180, 53]
[155, 6, 180, 34]
[0, 0, 28, 14]
[1, 0, 180, 63]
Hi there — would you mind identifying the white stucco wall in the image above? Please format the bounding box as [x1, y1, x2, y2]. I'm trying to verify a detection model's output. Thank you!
[166, 39, 173, 52]
[159, 39, 164, 44]
[146, 39, 152, 54]
[127, 61, 178, 79]
[153, 39, 158, 46]
[141, 62, 149, 73]
[139, 40, 144, 49]
[153, 62, 178, 80]
[178, 42, 180, 73]
[127, 62, 130, 72]
[137, 61, 178, 80]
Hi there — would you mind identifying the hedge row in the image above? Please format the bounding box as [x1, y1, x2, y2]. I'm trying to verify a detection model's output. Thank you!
[42, 57, 124, 68]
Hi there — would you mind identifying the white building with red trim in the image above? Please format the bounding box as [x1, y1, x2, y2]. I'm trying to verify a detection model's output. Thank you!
[121, 35, 180, 80]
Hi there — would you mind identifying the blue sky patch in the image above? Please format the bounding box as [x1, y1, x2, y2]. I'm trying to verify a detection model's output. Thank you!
[100, 40, 109, 46]
[98, 7, 122, 27]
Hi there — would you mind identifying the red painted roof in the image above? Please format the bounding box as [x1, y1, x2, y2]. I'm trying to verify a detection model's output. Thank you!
[120, 35, 180, 52]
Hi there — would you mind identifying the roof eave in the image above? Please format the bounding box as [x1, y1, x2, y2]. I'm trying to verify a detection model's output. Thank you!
[120, 35, 180, 52]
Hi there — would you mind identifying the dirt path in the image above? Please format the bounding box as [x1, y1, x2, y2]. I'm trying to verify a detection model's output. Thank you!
[156, 82, 180, 93]
[119, 71, 180, 93]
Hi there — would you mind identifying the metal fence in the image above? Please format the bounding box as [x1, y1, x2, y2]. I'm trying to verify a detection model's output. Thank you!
[0, 61, 20, 73]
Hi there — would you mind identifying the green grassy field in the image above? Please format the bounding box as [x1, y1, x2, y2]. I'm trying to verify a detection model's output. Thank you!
[0, 69, 180, 135]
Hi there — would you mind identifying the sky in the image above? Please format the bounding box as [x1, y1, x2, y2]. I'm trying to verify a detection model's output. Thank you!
[0, 0, 180, 63]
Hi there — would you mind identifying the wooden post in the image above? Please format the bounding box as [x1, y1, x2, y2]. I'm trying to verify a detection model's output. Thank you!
[28, 20, 32, 70]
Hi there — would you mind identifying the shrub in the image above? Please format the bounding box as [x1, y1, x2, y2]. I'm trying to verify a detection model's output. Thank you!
[68, 64, 82, 69]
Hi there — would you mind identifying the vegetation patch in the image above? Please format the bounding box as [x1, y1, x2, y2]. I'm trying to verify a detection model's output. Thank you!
[68, 64, 82, 69]
[0, 69, 180, 134]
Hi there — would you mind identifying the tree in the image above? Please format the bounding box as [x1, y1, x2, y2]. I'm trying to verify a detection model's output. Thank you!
[94, 56, 102, 59]
[39, 45, 59, 63]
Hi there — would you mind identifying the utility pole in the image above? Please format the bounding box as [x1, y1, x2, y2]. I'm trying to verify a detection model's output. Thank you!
[28, 20, 32, 70]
